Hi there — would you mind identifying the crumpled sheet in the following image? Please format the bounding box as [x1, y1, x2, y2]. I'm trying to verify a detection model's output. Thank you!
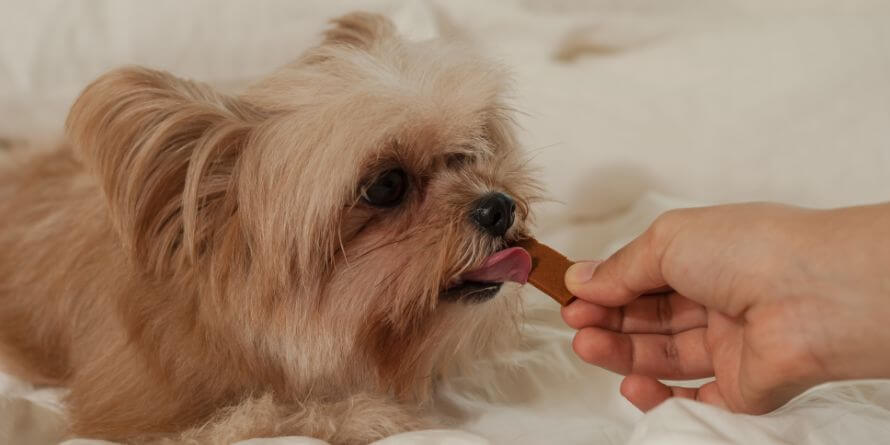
[2, 0, 890, 444]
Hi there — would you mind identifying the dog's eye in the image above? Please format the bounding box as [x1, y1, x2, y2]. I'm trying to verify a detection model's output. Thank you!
[445, 153, 472, 169]
[363, 169, 408, 208]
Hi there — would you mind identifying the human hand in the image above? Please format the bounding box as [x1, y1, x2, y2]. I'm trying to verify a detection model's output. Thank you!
[561, 202, 890, 414]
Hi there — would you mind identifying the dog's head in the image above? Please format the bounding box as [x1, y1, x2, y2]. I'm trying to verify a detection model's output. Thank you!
[66, 13, 538, 400]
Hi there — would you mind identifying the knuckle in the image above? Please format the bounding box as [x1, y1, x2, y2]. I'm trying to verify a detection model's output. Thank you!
[662, 338, 680, 363]
[650, 209, 684, 246]
[661, 337, 684, 376]
[655, 297, 673, 330]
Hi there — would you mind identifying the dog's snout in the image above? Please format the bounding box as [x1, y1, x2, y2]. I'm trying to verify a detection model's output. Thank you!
[470, 193, 516, 237]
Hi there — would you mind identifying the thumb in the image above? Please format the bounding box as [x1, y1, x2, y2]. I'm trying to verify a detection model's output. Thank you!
[564, 260, 601, 294]
[565, 228, 671, 307]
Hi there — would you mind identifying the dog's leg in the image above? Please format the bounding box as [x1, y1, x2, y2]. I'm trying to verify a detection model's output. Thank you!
[176, 393, 432, 445]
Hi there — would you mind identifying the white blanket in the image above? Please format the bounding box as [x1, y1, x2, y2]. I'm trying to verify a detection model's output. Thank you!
[2, 1, 890, 444]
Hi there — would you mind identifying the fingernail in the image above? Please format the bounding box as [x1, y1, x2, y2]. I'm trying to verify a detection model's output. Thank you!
[566, 261, 599, 285]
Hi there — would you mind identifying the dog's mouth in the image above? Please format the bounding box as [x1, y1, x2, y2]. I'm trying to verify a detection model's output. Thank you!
[441, 247, 532, 303]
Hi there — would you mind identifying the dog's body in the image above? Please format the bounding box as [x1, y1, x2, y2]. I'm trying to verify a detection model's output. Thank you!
[0, 13, 536, 444]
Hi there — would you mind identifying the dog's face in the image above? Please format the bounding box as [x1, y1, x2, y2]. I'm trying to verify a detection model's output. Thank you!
[66, 13, 537, 400]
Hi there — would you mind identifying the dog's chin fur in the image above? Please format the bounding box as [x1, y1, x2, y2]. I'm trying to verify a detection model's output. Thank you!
[0, 12, 538, 444]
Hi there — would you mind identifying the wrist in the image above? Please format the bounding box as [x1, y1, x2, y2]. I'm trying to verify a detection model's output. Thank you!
[810, 204, 890, 380]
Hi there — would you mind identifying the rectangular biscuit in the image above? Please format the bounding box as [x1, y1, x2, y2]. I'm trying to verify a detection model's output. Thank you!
[516, 238, 576, 306]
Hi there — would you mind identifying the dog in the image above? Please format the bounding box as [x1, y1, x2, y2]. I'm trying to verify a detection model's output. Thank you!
[0, 12, 538, 444]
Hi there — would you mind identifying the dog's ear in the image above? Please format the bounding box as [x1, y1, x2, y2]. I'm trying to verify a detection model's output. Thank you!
[66, 67, 261, 275]
[323, 12, 396, 49]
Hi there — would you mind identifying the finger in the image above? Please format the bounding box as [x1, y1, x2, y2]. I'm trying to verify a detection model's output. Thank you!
[619, 375, 672, 411]
[572, 326, 713, 379]
[696, 381, 729, 408]
[620, 375, 729, 412]
[566, 215, 679, 306]
[561, 299, 612, 330]
[561, 293, 707, 334]
[621, 292, 708, 334]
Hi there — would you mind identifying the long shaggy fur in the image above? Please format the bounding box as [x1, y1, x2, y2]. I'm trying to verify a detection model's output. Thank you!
[0, 12, 538, 444]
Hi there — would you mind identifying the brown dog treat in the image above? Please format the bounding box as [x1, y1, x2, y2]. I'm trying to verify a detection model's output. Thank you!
[516, 238, 576, 306]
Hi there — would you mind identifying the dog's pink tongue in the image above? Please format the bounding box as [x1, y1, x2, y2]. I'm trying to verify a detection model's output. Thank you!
[461, 247, 532, 284]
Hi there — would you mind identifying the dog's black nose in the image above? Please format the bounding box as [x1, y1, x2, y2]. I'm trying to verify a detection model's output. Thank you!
[471, 192, 516, 237]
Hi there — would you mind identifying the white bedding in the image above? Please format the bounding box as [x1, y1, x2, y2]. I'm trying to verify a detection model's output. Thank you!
[2, 1, 890, 444]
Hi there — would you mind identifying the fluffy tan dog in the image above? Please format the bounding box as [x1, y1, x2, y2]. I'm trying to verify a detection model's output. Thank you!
[0, 12, 538, 444]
